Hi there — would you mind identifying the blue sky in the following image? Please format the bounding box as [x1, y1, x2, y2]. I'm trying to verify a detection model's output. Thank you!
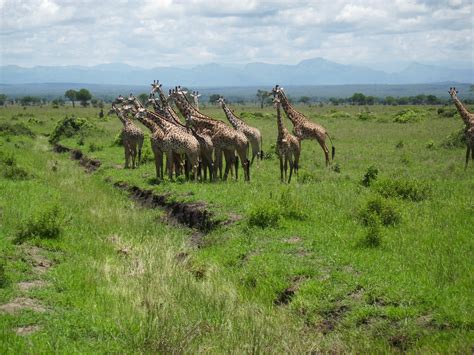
[0, 0, 472, 70]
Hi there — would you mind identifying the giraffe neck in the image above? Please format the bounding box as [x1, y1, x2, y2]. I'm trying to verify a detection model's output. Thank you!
[146, 110, 176, 133]
[278, 91, 303, 126]
[276, 103, 285, 139]
[451, 96, 472, 125]
[173, 95, 195, 118]
[135, 114, 159, 133]
[193, 97, 199, 110]
[222, 103, 241, 129]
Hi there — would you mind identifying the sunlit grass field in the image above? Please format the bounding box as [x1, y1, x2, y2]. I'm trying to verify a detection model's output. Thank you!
[0, 101, 473, 352]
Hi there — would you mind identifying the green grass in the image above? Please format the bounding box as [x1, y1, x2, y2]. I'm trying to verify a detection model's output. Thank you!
[0, 102, 473, 352]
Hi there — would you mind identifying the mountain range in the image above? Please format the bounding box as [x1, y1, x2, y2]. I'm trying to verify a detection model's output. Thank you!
[0, 58, 472, 86]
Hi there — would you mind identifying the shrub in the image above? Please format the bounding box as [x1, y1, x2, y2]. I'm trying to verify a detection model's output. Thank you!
[331, 163, 341, 173]
[357, 111, 377, 121]
[247, 200, 281, 228]
[426, 140, 435, 149]
[440, 129, 466, 149]
[279, 189, 307, 220]
[393, 109, 422, 123]
[112, 131, 124, 146]
[0, 153, 29, 180]
[0, 122, 35, 137]
[361, 213, 383, 247]
[437, 106, 457, 118]
[359, 196, 401, 227]
[374, 178, 431, 202]
[395, 140, 404, 149]
[88, 143, 104, 152]
[49, 115, 94, 144]
[361, 166, 378, 187]
[0, 261, 8, 288]
[14, 205, 64, 244]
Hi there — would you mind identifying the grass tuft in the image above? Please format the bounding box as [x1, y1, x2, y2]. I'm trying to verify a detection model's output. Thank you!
[361, 165, 378, 187]
[14, 204, 64, 244]
[374, 178, 431, 201]
[359, 195, 401, 227]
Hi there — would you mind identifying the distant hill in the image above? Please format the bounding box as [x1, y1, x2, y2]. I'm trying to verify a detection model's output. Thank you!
[1, 82, 473, 101]
[1, 58, 472, 87]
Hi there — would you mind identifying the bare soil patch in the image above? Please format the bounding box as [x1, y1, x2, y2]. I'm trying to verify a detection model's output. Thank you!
[23, 246, 53, 273]
[17, 280, 49, 291]
[15, 325, 41, 336]
[0, 297, 46, 314]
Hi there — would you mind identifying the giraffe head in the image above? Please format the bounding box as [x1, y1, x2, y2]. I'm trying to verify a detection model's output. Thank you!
[113, 95, 126, 105]
[217, 97, 225, 108]
[271, 85, 284, 97]
[133, 107, 147, 121]
[449, 87, 459, 98]
[144, 93, 158, 108]
[150, 80, 162, 95]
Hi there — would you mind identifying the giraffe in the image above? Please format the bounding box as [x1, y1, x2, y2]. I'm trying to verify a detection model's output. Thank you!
[217, 97, 263, 164]
[191, 91, 202, 111]
[126, 96, 201, 180]
[449, 87, 474, 168]
[272, 85, 335, 167]
[169, 88, 250, 181]
[273, 96, 300, 183]
[149, 82, 215, 181]
[109, 103, 144, 169]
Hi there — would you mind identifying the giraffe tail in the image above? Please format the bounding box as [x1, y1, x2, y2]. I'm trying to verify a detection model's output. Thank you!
[326, 132, 335, 160]
[260, 134, 264, 160]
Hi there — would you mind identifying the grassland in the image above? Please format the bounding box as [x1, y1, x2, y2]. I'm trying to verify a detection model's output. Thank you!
[0, 102, 473, 352]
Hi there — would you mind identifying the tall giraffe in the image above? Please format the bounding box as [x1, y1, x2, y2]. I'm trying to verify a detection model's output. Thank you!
[149, 82, 214, 180]
[127, 95, 201, 180]
[272, 85, 335, 166]
[449, 87, 474, 168]
[274, 97, 300, 183]
[109, 103, 144, 169]
[119, 104, 164, 180]
[217, 97, 263, 164]
[169, 88, 250, 181]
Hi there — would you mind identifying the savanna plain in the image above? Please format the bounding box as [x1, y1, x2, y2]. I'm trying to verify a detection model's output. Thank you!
[0, 101, 473, 353]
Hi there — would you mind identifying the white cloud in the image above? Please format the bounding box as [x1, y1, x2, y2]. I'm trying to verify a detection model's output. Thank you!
[0, 0, 472, 69]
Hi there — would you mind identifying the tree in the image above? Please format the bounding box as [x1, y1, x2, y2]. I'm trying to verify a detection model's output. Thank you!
[20, 96, 41, 106]
[350, 92, 366, 105]
[426, 95, 440, 105]
[65, 89, 77, 107]
[0, 94, 7, 106]
[138, 93, 149, 105]
[209, 94, 220, 105]
[256, 90, 271, 109]
[384, 96, 396, 105]
[76, 88, 92, 107]
[298, 96, 311, 105]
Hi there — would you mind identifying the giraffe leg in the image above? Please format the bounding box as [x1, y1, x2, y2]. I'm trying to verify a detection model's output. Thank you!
[131, 144, 137, 169]
[466, 145, 471, 169]
[167, 152, 174, 180]
[288, 158, 294, 183]
[137, 140, 143, 167]
[284, 155, 288, 182]
[124, 143, 130, 169]
[279, 155, 284, 182]
[317, 139, 330, 167]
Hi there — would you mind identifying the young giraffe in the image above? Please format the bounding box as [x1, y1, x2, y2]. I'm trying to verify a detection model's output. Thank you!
[149, 82, 215, 181]
[118, 103, 164, 180]
[449, 87, 474, 168]
[272, 85, 335, 167]
[274, 97, 300, 183]
[169, 88, 250, 181]
[127, 96, 201, 180]
[217, 97, 263, 164]
[109, 103, 144, 169]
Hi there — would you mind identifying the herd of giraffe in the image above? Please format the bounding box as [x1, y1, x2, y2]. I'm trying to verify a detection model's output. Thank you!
[109, 83, 473, 184]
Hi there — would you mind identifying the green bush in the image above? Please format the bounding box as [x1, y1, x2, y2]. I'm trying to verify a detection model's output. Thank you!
[49, 115, 94, 144]
[361, 166, 378, 187]
[0, 153, 30, 180]
[240, 112, 272, 120]
[327, 111, 351, 119]
[393, 109, 422, 123]
[437, 106, 457, 118]
[361, 213, 382, 247]
[357, 111, 377, 121]
[359, 196, 401, 227]
[440, 129, 466, 149]
[0, 262, 8, 288]
[0, 122, 35, 137]
[374, 178, 431, 202]
[279, 189, 308, 220]
[247, 200, 281, 228]
[14, 204, 64, 244]
[112, 131, 124, 146]
[88, 143, 104, 152]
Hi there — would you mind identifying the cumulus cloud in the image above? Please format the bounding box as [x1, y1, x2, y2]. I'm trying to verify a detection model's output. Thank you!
[0, 0, 472, 69]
